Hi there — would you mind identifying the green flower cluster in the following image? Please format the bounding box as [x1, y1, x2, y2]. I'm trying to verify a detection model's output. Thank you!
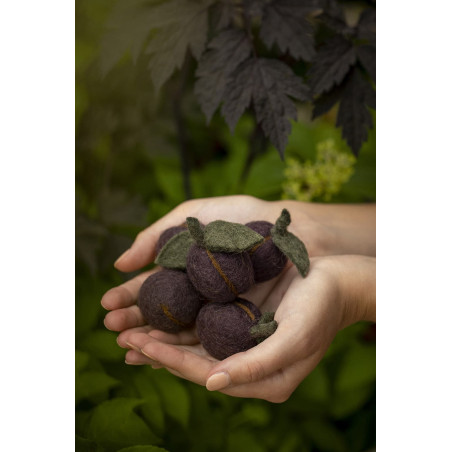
[282, 139, 356, 202]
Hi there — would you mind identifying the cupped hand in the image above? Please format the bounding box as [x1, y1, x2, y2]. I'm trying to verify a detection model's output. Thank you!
[110, 195, 330, 274]
[103, 255, 375, 403]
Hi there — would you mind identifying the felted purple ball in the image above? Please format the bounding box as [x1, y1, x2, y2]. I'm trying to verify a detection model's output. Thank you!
[245, 221, 288, 282]
[155, 225, 188, 255]
[186, 245, 254, 303]
[137, 269, 203, 333]
[196, 298, 261, 360]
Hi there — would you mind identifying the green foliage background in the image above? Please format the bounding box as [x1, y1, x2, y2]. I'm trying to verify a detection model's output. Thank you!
[76, 1, 376, 451]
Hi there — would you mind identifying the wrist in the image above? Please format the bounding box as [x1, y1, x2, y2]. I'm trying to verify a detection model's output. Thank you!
[324, 255, 376, 329]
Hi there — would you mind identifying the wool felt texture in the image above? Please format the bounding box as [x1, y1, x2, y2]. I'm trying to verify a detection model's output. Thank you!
[186, 244, 255, 303]
[186, 217, 264, 253]
[137, 269, 204, 333]
[271, 209, 310, 277]
[155, 225, 188, 255]
[250, 311, 278, 343]
[155, 230, 195, 271]
[196, 298, 262, 360]
[246, 221, 288, 282]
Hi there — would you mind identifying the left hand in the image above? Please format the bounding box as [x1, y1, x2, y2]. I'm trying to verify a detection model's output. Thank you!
[103, 255, 375, 402]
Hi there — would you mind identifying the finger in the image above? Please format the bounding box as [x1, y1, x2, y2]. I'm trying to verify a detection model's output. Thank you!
[147, 328, 199, 346]
[204, 272, 317, 391]
[114, 204, 192, 272]
[117, 325, 152, 348]
[125, 349, 163, 368]
[104, 305, 146, 332]
[126, 332, 217, 386]
[220, 351, 323, 402]
[101, 270, 155, 310]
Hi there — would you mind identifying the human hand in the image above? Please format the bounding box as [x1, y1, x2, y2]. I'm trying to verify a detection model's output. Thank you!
[102, 194, 324, 342]
[111, 195, 331, 275]
[103, 255, 375, 402]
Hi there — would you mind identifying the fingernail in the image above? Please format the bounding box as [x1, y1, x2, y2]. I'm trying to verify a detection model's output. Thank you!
[114, 249, 131, 267]
[206, 372, 231, 391]
[126, 341, 140, 352]
[141, 349, 157, 361]
[125, 359, 142, 366]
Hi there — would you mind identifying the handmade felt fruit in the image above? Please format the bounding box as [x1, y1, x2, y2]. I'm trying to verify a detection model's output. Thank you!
[184, 217, 264, 303]
[137, 268, 204, 333]
[155, 224, 188, 255]
[196, 298, 278, 360]
[246, 220, 288, 282]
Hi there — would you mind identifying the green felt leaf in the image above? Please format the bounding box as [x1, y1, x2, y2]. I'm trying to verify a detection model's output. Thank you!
[250, 313, 278, 343]
[155, 230, 194, 270]
[271, 209, 310, 276]
[87, 398, 161, 450]
[203, 220, 264, 252]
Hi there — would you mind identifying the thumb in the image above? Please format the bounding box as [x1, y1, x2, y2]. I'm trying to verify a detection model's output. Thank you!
[114, 207, 189, 272]
[204, 320, 304, 391]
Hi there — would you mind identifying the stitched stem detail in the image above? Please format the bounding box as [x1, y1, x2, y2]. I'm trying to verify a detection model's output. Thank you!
[160, 304, 186, 327]
[205, 249, 239, 296]
[234, 301, 256, 321]
[249, 235, 271, 255]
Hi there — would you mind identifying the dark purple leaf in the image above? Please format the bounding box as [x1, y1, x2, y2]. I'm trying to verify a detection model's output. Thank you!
[308, 35, 356, 95]
[195, 29, 253, 122]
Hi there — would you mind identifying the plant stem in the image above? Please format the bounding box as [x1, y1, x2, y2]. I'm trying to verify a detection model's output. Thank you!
[172, 55, 192, 200]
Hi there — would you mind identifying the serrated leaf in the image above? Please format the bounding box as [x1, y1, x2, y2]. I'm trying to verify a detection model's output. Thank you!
[195, 29, 253, 122]
[357, 45, 376, 82]
[155, 230, 194, 270]
[87, 398, 161, 450]
[308, 35, 356, 96]
[203, 220, 264, 252]
[336, 68, 374, 155]
[99, 0, 163, 77]
[260, 0, 321, 61]
[222, 58, 310, 158]
[210, 1, 235, 31]
[271, 210, 310, 276]
[146, 0, 212, 90]
[311, 83, 343, 119]
[357, 8, 376, 44]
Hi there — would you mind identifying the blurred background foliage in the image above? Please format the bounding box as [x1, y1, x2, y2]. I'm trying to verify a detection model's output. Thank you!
[76, 0, 376, 451]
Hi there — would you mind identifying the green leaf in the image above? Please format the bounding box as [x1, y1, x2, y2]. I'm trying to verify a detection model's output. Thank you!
[155, 230, 194, 270]
[301, 418, 347, 452]
[78, 329, 125, 362]
[335, 343, 376, 393]
[87, 398, 161, 450]
[152, 372, 190, 428]
[117, 446, 169, 452]
[75, 350, 91, 374]
[133, 370, 165, 434]
[203, 220, 264, 252]
[75, 434, 105, 452]
[330, 384, 375, 419]
[271, 210, 310, 276]
[76, 370, 121, 405]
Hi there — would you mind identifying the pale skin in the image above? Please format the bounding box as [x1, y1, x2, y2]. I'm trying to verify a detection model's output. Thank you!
[101, 195, 376, 403]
